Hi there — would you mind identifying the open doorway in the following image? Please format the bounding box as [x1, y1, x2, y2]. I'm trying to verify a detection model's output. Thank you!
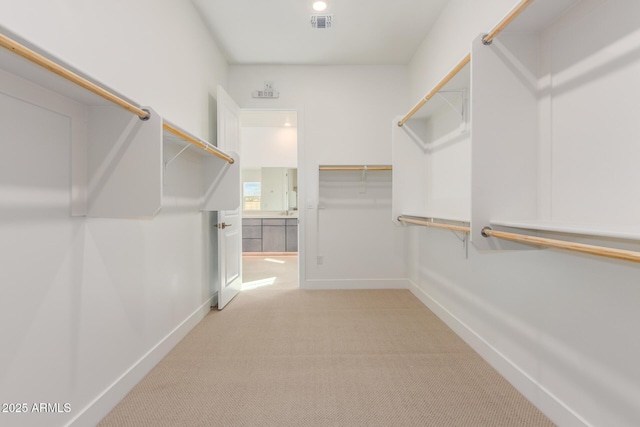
[239, 109, 300, 291]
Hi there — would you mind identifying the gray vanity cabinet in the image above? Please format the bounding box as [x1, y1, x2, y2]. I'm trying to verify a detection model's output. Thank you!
[286, 219, 298, 252]
[242, 218, 298, 252]
[241, 219, 262, 252]
[262, 219, 286, 252]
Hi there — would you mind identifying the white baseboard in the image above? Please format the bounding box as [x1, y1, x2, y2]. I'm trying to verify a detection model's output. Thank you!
[407, 280, 589, 427]
[301, 278, 411, 290]
[68, 296, 214, 427]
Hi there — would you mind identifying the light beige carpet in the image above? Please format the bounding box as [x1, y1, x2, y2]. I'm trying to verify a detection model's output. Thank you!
[99, 256, 554, 426]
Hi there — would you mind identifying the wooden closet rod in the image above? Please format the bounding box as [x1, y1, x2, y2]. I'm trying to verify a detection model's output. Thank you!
[163, 123, 234, 164]
[482, 0, 535, 45]
[481, 227, 640, 263]
[397, 0, 535, 127]
[0, 33, 150, 120]
[0, 32, 234, 164]
[397, 53, 470, 127]
[398, 216, 470, 233]
[319, 166, 392, 171]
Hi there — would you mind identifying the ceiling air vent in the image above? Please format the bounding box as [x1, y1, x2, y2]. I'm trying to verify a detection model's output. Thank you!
[311, 15, 332, 29]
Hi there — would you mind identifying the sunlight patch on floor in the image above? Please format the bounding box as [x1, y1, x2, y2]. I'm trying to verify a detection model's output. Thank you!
[264, 258, 285, 264]
[241, 276, 277, 291]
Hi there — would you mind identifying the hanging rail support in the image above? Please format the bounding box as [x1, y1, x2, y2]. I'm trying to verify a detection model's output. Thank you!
[0, 32, 150, 120]
[397, 0, 534, 126]
[360, 165, 368, 194]
[398, 216, 470, 234]
[464, 234, 469, 259]
[482, 0, 535, 45]
[398, 53, 470, 127]
[481, 227, 640, 263]
[162, 122, 234, 164]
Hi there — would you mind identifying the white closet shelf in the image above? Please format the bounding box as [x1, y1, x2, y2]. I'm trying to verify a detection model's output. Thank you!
[405, 66, 469, 122]
[0, 29, 140, 111]
[490, 220, 640, 242]
[161, 119, 240, 212]
[163, 130, 193, 147]
[470, 0, 640, 250]
[392, 60, 471, 225]
[1, 27, 240, 218]
[162, 121, 233, 162]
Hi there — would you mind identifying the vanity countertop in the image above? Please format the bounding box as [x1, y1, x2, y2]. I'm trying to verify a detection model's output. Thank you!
[243, 212, 298, 219]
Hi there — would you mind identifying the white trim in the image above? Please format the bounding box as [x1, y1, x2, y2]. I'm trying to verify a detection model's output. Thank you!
[407, 279, 590, 427]
[67, 296, 214, 427]
[301, 278, 410, 290]
[236, 106, 305, 291]
[295, 107, 305, 292]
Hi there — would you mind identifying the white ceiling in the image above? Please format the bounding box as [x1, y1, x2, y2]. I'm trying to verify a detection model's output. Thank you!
[191, 0, 450, 65]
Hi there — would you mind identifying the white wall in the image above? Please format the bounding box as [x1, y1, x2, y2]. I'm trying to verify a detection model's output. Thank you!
[0, 2, 228, 426]
[0, 0, 227, 140]
[229, 66, 409, 288]
[241, 127, 297, 169]
[407, 1, 640, 426]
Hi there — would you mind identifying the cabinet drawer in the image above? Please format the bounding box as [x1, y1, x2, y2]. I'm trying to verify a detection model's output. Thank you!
[262, 219, 286, 226]
[242, 218, 262, 226]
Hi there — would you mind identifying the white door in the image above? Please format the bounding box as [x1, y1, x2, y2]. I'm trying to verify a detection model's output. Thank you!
[216, 86, 242, 309]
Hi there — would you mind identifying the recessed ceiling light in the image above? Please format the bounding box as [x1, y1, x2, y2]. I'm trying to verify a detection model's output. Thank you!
[312, 1, 328, 12]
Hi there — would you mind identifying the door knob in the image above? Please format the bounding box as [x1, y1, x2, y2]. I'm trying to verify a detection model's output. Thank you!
[215, 222, 232, 229]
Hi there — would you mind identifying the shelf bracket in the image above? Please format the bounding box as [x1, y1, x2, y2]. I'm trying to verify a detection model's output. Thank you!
[442, 219, 469, 259]
[360, 166, 368, 193]
[436, 89, 467, 125]
[464, 233, 469, 259]
[164, 144, 191, 169]
[400, 89, 468, 153]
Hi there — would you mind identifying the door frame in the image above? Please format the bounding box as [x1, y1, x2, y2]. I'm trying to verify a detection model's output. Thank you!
[239, 107, 305, 288]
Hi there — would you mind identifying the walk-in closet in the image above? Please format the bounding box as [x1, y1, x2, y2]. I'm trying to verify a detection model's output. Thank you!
[1, 0, 639, 426]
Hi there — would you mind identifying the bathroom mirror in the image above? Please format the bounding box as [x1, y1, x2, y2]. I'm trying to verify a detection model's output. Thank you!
[242, 167, 297, 212]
